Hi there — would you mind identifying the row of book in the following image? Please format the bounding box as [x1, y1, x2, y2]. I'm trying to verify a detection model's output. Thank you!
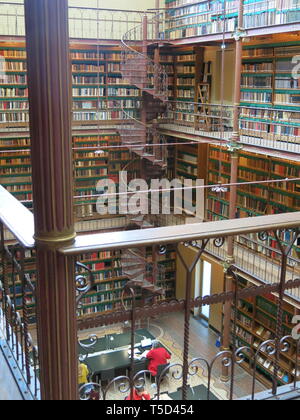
[241, 76, 272, 88]
[176, 64, 195, 74]
[75, 168, 108, 177]
[0, 156, 30, 165]
[275, 77, 300, 89]
[72, 87, 105, 97]
[0, 112, 29, 123]
[176, 77, 195, 86]
[83, 291, 124, 304]
[166, 18, 237, 40]
[235, 325, 252, 345]
[176, 54, 196, 62]
[0, 62, 27, 71]
[95, 280, 127, 292]
[73, 99, 141, 109]
[242, 62, 273, 72]
[72, 110, 139, 121]
[274, 93, 300, 105]
[0, 167, 31, 175]
[243, 48, 274, 58]
[72, 75, 105, 84]
[0, 101, 28, 110]
[0, 49, 26, 58]
[73, 135, 117, 143]
[241, 91, 272, 103]
[71, 51, 105, 60]
[72, 64, 105, 73]
[0, 74, 26, 84]
[241, 108, 300, 122]
[176, 89, 195, 98]
[0, 87, 28, 97]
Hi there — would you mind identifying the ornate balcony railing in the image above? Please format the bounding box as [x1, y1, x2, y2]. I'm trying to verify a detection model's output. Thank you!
[62, 210, 300, 400]
[165, 0, 300, 41]
[2, 168, 300, 400]
[0, 186, 39, 400]
[160, 102, 300, 154]
[0, 3, 159, 40]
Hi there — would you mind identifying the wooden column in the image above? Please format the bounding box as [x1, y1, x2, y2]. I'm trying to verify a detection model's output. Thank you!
[24, 0, 77, 400]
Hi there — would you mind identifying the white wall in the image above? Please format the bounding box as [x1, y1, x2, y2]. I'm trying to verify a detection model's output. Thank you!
[69, 0, 158, 11]
[0, 0, 160, 37]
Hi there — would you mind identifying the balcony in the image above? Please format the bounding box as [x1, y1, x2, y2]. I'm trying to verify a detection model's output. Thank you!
[1, 185, 300, 400]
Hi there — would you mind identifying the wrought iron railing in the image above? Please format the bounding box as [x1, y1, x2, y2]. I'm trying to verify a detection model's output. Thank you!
[1, 184, 300, 400]
[165, 0, 300, 41]
[0, 3, 158, 40]
[160, 102, 300, 154]
[0, 220, 40, 400]
[64, 212, 300, 401]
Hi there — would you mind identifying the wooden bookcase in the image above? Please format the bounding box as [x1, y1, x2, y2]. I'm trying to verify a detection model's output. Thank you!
[241, 42, 300, 143]
[165, 0, 300, 41]
[207, 145, 300, 261]
[232, 275, 300, 388]
[0, 39, 178, 321]
[173, 140, 208, 219]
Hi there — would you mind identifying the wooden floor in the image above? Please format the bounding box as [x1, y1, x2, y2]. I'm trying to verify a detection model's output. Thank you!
[151, 311, 267, 400]
[79, 310, 268, 400]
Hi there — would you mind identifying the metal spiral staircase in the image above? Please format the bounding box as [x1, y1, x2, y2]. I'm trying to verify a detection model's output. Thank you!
[121, 247, 165, 298]
[118, 14, 171, 303]
[119, 13, 168, 169]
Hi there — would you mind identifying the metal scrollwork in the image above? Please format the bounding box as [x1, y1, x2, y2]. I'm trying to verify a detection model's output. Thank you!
[79, 383, 102, 401]
[78, 334, 99, 361]
[258, 231, 269, 242]
[103, 376, 131, 400]
[235, 346, 254, 365]
[188, 357, 209, 377]
[157, 363, 183, 400]
[158, 245, 167, 255]
[75, 262, 95, 309]
[280, 335, 292, 354]
[213, 237, 225, 248]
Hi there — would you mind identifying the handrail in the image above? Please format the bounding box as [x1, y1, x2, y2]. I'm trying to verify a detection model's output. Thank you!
[59, 211, 300, 255]
[0, 186, 34, 248]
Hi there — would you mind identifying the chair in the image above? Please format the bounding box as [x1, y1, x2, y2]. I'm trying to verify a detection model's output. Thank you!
[126, 359, 148, 379]
[156, 363, 170, 388]
[133, 359, 148, 376]
[99, 368, 115, 390]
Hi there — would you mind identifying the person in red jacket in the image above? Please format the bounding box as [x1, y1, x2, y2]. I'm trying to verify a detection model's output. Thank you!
[125, 387, 151, 401]
[146, 341, 171, 377]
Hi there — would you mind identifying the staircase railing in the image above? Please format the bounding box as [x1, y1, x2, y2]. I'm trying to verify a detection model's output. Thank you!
[121, 15, 168, 101]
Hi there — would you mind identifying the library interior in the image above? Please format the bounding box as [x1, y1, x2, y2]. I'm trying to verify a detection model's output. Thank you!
[1, 0, 300, 401]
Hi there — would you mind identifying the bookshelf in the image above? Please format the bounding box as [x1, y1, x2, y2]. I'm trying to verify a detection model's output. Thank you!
[241, 42, 300, 143]
[165, 0, 238, 40]
[172, 140, 208, 218]
[0, 43, 143, 127]
[232, 275, 299, 388]
[207, 145, 300, 261]
[165, 0, 300, 41]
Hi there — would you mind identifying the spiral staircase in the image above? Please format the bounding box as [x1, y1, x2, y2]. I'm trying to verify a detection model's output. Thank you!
[119, 14, 168, 170]
[117, 16, 171, 301]
[121, 247, 165, 298]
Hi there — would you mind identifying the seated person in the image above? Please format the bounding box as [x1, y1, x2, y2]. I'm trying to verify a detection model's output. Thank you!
[146, 340, 171, 377]
[125, 387, 151, 401]
[78, 361, 89, 387]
